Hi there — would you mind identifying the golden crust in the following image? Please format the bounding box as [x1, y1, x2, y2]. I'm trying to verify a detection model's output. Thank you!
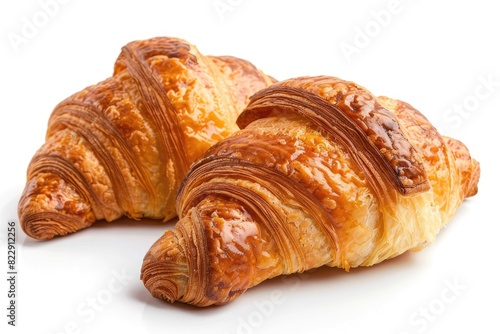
[141, 76, 480, 307]
[18, 37, 275, 240]
[238, 76, 430, 196]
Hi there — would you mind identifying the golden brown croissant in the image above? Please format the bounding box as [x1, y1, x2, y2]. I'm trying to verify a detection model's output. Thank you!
[18, 37, 275, 240]
[141, 76, 480, 307]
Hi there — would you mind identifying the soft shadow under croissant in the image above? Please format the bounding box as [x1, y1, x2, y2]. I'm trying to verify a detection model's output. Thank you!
[18, 36, 275, 240]
[141, 75, 480, 307]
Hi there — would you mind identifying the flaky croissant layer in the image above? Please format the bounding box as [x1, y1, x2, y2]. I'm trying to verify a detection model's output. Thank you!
[18, 37, 275, 240]
[141, 76, 480, 307]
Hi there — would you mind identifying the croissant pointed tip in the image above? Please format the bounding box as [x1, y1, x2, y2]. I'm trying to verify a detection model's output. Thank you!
[140, 266, 180, 303]
[19, 213, 89, 240]
[21, 218, 64, 241]
[442, 137, 481, 199]
[141, 230, 188, 304]
[18, 174, 96, 240]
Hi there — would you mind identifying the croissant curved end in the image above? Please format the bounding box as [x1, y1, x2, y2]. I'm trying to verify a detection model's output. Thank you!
[467, 159, 480, 198]
[18, 174, 96, 240]
[141, 230, 188, 303]
[443, 136, 480, 199]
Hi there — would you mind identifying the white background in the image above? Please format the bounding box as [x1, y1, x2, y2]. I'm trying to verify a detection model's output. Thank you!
[1, 0, 499, 333]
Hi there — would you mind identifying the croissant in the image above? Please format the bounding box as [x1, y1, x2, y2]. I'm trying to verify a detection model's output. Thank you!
[18, 37, 275, 240]
[141, 76, 480, 307]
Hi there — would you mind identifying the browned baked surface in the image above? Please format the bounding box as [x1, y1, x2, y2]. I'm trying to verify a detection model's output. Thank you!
[141, 76, 479, 306]
[18, 37, 275, 240]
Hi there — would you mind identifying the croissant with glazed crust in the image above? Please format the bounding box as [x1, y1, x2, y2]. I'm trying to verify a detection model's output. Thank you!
[141, 76, 480, 307]
[18, 36, 275, 240]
